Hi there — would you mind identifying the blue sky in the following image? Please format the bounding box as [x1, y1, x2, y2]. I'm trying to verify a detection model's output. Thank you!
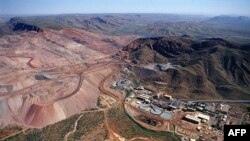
[0, 0, 249, 16]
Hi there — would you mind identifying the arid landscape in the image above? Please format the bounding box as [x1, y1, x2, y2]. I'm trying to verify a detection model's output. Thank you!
[0, 0, 250, 140]
[122, 36, 250, 99]
[0, 27, 136, 128]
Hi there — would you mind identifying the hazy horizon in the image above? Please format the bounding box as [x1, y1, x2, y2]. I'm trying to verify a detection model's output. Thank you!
[0, 13, 248, 18]
[0, 0, 250, 17]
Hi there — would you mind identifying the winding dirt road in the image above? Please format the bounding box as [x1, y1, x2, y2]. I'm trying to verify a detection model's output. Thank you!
[0, 128, 29, 141]
[64, 114, 84, 141]
[0, 55, 135, 141]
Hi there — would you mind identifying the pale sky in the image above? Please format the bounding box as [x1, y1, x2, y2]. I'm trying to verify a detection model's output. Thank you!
[0, 0, 249, 16]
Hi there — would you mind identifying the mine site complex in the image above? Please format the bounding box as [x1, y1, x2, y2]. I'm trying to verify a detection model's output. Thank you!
[112, 66, 248, 141]
[0, 26, 249, 141]
[0, 2, 250, 140]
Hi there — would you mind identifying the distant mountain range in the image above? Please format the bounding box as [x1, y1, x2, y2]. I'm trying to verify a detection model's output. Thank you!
[0, 14, 250, 43]
[208, 16, 250, 24]
[123, 36, 250, 99]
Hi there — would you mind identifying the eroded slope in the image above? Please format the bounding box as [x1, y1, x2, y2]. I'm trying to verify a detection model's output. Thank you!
[0, 29, 133, 128]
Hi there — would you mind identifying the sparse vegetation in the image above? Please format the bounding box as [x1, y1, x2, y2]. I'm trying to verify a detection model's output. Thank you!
[4, 111, 108, 141]
[128, 37, 250, 100]
[5, 114, 80, 141]
[139, 115, 158, 126]
[0, 126, 22, 139]
[96, 96, 107, 108]
[67, 111, 108, 141]
[1, 9, 250, 141]
[107, 104, 180, 141]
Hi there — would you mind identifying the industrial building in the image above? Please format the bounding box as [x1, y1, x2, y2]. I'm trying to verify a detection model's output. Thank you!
[195, 113, 210, 123]
[183, 115, 201, 124]
[137, 94, 152, 103]
[162, 94, 173, 101]
[217, 104, 231, 113]
[169, 99, 182, 109]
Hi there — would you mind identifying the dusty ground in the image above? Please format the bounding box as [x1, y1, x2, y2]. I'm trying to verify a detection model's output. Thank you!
[0, 28, 135, 129]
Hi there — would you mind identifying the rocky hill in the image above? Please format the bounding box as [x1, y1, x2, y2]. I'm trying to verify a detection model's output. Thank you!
[124, 37, 250, 99]
[8, 18, 43, 32]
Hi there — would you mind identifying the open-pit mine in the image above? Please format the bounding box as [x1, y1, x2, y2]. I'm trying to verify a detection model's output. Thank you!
[0, 12, 250, 141]
[0, 28, 134, 128]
